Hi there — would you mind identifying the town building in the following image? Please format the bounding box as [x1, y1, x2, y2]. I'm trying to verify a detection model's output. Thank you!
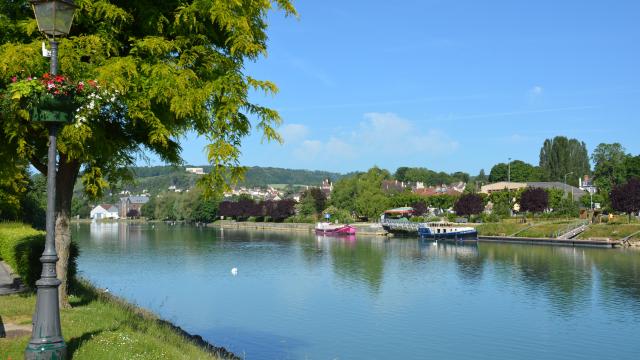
[480, 181, 587, 201]
[186, 167, 205, 175]
[119, 196, 150, 218]
[579, 175, 597, 194]
[90, 204, 119, 220]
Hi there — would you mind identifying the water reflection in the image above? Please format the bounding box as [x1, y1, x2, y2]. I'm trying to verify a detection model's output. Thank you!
[73, 224, 640, 360]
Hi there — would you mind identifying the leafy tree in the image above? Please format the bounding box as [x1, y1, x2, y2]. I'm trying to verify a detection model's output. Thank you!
[354, 167, 391, 219]
[580, 191, 603, 209]
[394, 167, 410, 182]
[266, 199, 295, 221]
[329, 175, 358, 212]
[298, 188, 326, 217]
[520, 187, 549, 214]
[476, 169, 488, 183]
[411, 201, 428, 216]
[624, 155, 640, 180]
[0, 0, 295, 306]
[322, 206, 352, 224]
[191, 197, 219, 223]
[546, 188, 565, 211]
[330, 167, 390, 220]
[489, 160, 543, 183]
[539, 136, 590, 185]
[451, 171, 470, 183]
[592, 143, 627, 197]
[610, 178, 640, 223]
[430, 194, 457, 212]
[453, 193, 484, 217]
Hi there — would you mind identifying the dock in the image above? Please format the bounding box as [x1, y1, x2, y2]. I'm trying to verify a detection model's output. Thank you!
[478, 235, 621, 248]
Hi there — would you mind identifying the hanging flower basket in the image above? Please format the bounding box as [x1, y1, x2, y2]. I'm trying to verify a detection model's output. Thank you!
[30, 93, 77, 123]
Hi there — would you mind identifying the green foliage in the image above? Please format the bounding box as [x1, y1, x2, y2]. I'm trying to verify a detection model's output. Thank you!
[322, 206, 353, 224]
[298, 188, 326, 217]
[592, 143, 628, 197]
[547, 188, 564, 210]
[623, 155, 640, 180]
[580, 191, 604, 209]
[554, 198, 580, 217]
[330, 167, 391, 219]
[538, 136, 591, 185]
[1, 0, 296, 202]
[0, 223, 78, 289]
[0, 280, 231, 359]
[489, 160, 543, 183]
[394, 166, 468, 185]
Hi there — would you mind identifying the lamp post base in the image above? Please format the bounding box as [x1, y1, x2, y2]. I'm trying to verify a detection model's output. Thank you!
[25, 341, 66, 360]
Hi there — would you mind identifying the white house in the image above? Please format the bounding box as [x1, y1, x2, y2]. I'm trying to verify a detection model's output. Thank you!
[90, 204, 120, 220]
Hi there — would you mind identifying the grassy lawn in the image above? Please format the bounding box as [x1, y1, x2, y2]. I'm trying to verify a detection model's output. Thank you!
[0, 281, 233, 360]
[476, 222, 530, 236]
[476, 219, 583, 238]
[578, 224, 640, 240]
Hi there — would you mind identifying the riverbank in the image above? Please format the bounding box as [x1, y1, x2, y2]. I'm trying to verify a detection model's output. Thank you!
[210, 219, 387, 236]
[0, 279, 238, 359]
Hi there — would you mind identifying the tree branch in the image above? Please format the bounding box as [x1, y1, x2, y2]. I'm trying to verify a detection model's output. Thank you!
[30, 155, 47, 175]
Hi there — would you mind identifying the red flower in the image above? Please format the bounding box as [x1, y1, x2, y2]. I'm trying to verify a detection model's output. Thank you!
[55, 75, 64, 83]
[11, 76, 17, 82]
[42, 73, 50, 80]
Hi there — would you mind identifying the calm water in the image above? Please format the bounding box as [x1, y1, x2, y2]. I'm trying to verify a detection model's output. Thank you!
[72, 223, 640, 360]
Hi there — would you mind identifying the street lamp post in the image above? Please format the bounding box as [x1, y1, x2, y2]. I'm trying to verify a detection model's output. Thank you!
[564, 172, 574, 199]
[507, 158, 512, 216]
[25, 1, 77, 359]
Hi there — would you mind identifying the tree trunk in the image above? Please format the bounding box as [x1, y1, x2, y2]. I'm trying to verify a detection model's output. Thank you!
[55, 157, 80, 309]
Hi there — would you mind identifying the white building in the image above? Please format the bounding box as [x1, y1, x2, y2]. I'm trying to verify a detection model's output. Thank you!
[186, 167, 205, 175]
[90, 204, 120, 220]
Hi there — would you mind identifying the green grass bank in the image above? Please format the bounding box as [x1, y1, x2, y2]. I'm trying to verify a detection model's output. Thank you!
[0, 280, 236, 359]
[0, 222, 236, 359]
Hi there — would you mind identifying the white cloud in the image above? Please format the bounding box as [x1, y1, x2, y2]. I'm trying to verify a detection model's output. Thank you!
[288, 112, 458, 168]
[530, 85, 544, 96]
[359, 112, 458, 153]
[280, 124, 309, 144]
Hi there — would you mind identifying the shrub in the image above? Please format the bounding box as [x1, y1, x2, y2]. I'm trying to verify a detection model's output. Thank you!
[482, 212, 501, 223]
[0, 222, 78, 289]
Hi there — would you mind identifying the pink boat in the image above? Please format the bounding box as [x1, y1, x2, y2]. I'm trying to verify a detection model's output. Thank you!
[314, 222, 357, 236]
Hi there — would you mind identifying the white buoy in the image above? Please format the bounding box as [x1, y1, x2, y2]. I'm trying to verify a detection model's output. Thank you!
[231, 267, 238, 276]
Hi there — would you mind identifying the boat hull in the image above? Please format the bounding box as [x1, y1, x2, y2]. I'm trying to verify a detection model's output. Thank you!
[314, 225, 357, 236]
[418, 229, 478, 241]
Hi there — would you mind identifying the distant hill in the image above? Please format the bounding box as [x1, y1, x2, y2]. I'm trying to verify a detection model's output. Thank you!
[112, 166, 342, 194]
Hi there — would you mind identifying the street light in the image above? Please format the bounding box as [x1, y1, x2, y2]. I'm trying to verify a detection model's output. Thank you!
[507, 157, 512, 183]
[26, 1, 77, 359]
[564, 172, 574, 199]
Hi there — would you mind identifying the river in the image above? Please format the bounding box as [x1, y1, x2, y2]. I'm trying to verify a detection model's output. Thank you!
[72, 222, 640, 360]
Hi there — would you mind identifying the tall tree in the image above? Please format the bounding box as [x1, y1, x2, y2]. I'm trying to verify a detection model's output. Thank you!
[610, 178, 640, 223]
[520, 187, 549, 215]
[539, 136, 591, 185]
[0, 0, 296, 306]
[453, 193, 483, 217]
[489, 160, 542, 183]
[624, 155, 640, 180]
[591, 143, 627, 197]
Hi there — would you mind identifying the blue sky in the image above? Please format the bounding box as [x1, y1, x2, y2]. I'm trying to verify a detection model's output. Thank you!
[160, 0, 640, 175]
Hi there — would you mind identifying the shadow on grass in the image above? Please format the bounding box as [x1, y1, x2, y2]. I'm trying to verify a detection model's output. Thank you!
[67, 329, 105, 357]
[68, 278, 241, 359]
[1, 315, 6, 338]
[69, 279, 99, 308]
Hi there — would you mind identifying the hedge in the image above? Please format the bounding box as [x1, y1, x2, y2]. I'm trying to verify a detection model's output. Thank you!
[0, 222, 78, 289]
